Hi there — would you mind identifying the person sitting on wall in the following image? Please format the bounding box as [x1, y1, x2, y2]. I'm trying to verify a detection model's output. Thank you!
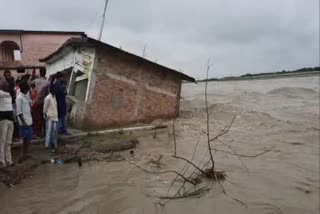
[0, 78, 14, 168]
[53, 72, 70, 135]
[16, 80, 33, 162]
[43, 85, 59, 152]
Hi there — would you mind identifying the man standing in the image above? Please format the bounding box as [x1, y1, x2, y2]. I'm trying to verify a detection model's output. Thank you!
[16, 80, 33, 161]
[31, 68, 49, 138]
[3, 70, 15, 105]
[43, 86, 59, 152]
[53, 72, 69, 135]
[0, 79, 14, 168]
[3, 70, 19, 139]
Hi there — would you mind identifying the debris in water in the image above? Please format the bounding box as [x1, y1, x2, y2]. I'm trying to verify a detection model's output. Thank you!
[77, 157, 82, 167]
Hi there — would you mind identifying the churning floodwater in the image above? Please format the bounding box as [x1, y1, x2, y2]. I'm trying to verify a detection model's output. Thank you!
[0, 76, 319, 214]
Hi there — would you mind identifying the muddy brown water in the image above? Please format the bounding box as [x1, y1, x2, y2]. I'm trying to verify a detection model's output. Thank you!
[0, 76, 319, 214]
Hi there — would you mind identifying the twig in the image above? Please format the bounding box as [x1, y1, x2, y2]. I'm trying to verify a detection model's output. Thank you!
[215, 141, 250, 174]
[205, 58, 215, 174]
[158, 179, 188, 207]
[201, 129, 207, 135]
[154, 134, 205, 208]
[167, 163, 188, 194]
[172, 155, 209, 176]
[159, 186, 210, 199]
[124, 158, 196, 185]
[213, 145, 275, 158]
[173, 119, 177, 156]
[209, 115, 236, 142]
[192, 148, 209, 179]
[73, 140, 89, 154]
[263, 203, 284, 214]
[156, 154, 163, 162]
[216, 179, 248, 208]
[168, 133, 202, 193]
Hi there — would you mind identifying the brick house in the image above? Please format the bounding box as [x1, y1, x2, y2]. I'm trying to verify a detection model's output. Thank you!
[0, 29, 85, 77]
[40, 37, 195, 129]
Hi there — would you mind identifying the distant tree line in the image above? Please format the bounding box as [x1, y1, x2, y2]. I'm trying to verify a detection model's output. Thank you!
[239, 66, 320, 78]
[197, 66, 320, 82]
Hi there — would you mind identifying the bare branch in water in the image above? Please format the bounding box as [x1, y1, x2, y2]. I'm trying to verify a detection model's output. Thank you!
[123, 158, 197, 185]
[216, 179, 248, 208]
[128, 59, 276, 211]
[213, 145, 275, 158]
[168, 133, 203, 194]
[173, 119, 177, 156]
[205, 58, 215, 174]
[216, 141, 250, 174]
[159, 186, 210, 199]
[172, 155, 209, 176]
[209, 115, 236, 142]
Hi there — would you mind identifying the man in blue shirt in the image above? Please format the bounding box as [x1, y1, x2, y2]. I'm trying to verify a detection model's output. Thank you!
[53, 72, 69, 135]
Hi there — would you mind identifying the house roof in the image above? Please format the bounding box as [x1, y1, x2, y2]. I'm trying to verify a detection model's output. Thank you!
[40, 37, 195, 82]
[0, 61, 24, 69]
[0, 29, 86, 36]
[0, 62, 44, 70]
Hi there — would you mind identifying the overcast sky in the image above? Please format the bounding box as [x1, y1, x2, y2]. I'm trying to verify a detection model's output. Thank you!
[0, 0, 319, 78]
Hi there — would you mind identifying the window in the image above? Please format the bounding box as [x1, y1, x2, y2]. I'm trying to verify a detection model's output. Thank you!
[0, 41, 21, 61]
[14, 50, 21, 61]
[17, 68, 25, 73]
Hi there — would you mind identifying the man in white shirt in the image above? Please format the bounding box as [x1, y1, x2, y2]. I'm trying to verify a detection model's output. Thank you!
[0, 79, 14, 168]
[43, 86, 59, 152]
[16, 80, 33, 161]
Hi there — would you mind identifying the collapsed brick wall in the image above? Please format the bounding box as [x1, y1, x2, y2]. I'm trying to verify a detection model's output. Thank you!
[80, 46, 182, 129]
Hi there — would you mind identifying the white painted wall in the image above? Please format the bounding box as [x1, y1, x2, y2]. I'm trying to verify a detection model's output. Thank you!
[46, 47, 95, 76]
[44, 46, 96, 102]
[46, 48, 76, 77]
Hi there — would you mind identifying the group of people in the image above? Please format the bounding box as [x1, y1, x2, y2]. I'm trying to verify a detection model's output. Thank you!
[0, 68, 69, 168]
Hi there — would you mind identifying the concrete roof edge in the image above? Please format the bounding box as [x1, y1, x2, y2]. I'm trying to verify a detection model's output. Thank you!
[0, 29, 86, 36]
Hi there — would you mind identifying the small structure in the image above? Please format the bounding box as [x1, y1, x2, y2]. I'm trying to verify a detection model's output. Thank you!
[0, 29, 85, 76]
[40, 37, 194, 129]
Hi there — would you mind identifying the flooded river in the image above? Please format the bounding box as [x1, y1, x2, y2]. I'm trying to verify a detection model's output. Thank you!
[0, 76, 319, 214]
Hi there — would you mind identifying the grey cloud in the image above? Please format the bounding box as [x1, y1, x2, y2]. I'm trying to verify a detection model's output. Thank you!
[0, 0, 318, 78]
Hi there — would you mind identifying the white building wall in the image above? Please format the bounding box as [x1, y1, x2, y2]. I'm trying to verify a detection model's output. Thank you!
[44, 47, 96, 102]
[46, 48, 76, 77]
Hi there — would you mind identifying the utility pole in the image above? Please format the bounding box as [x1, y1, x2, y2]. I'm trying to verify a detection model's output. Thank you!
[98, 0, 109, 41]
[142, 44, 147, 58]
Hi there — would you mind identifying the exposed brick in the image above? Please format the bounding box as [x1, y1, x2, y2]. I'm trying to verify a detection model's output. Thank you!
[80, 46, 182, 130]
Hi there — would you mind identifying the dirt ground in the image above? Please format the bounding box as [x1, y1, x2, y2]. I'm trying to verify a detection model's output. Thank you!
[0, 133, 139, 187]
